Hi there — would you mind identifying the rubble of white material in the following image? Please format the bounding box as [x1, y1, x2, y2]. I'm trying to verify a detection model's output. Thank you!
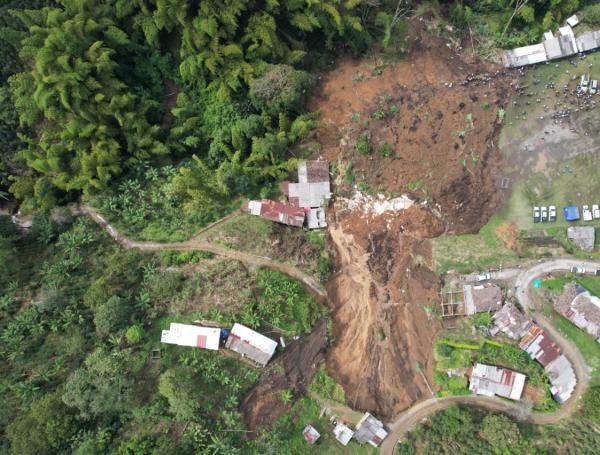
[341, 191, 414, 215]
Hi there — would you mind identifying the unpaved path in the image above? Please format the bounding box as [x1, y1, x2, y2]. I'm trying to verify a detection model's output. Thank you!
[74, 205, 326, 300]
[381, 258, 598, 454]
[78, 205, 597, 450]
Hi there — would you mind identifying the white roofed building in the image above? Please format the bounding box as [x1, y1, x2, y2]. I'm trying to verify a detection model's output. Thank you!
[225, 323, 278, 367]
[161, 323, 221, 350]
[333, 423, 354, 446]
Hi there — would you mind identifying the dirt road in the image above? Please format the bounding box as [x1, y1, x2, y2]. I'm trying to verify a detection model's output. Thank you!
[381, 258, 599, 454]
[75, 205, 327, 301]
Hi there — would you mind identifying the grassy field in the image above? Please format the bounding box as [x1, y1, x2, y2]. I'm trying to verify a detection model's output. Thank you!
[432, 214, 519, 274]
[502, 154, 600, 231]
[432, 152, 600, 274]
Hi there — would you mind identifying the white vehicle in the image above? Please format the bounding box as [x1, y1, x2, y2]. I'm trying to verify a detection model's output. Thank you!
[476, 273, 491, 282]
[540, 206, 548, 222]
[592, 80, 599, 95]
[571, 266, 586, 274]
[593, 204, 600, 219]
[580, 74, 590, 93]
[533, 206, 541, 223]
[583, 205, 593, 221]
[549, 205, 557, 222]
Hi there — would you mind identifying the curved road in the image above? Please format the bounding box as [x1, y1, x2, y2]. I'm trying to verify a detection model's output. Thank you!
[381, 258, 600, 455]
[75, 205, 327, 301]
[78, 206, 599, 452]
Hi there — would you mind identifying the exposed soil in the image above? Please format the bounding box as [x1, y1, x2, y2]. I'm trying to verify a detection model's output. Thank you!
[312, 22, 510, 234]
[326, 206, 444, 418]
[311, 22, 511, 419]
[241, 319, 328, 432]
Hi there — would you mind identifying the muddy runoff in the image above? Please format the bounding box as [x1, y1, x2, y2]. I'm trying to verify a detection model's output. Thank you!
[324, 206, 444, 418]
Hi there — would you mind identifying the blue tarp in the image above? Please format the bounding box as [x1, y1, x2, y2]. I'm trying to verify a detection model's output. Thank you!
[563, 206, 580, 221]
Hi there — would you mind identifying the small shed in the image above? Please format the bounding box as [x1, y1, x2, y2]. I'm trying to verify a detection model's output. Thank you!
[567, 226, 595, 252]
[225, 323, 278, 367]
[563, 206, 580, 221]
[161, 323, 221, 350]
[354, 412, 389, 447]
[333, 423, 354, 446]
[302, 425, 320, 444]
[566, 14, 579, 27]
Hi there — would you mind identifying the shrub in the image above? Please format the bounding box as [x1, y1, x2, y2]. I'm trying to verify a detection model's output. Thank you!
[356, 131, 371, 155]
[378, 142, 394, 158]
[93, 295, 131, 337]
[125, 324, 144, 345]
[584, 4, 600, 25]
[448, 376, 468, 391]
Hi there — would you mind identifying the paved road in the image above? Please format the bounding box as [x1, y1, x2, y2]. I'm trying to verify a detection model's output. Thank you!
[381, 258, 600, 455]
[75, 205, 327, 301]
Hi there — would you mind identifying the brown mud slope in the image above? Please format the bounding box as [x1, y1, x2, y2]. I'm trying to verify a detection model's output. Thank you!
[241, 319, 328, 432]
[327, 207, 444, 418]
[316, 23, 510, 419]
[312, 23, 509, 234]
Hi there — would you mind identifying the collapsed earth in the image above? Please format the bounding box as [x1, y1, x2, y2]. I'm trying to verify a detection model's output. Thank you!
[2, 1, 600, 454]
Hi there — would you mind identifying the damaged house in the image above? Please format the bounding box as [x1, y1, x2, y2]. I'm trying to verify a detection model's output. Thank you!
[463, 284, 503, 315]
[247, 160, 331, 229]
[555, 282, 600, 342]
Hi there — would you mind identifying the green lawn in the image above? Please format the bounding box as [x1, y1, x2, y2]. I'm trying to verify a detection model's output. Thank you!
[432, 151, 600, 274]
[431, 214, 519, 274]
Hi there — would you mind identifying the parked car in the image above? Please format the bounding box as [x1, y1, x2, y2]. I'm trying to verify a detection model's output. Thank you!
[533, 206, 541, 223]
[541, 206, 548, 222]
[593, 204, 600, 219]
[549, 205, 557, 222]
[571, 266, 586, 274]
[583, 205, 593, 221]
[591, 79, 599, 95]
[476, 273, 491, 282]
[580, 74, 590, 93]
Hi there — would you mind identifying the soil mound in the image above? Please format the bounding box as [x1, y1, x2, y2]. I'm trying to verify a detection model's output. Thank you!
[241, 319, 328, 432]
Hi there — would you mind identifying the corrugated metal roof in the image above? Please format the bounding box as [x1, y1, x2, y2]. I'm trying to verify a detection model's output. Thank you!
[577, 30, 600, 52]
[305, 160, 330, 183]
[306, 208, 327, 229]
[491, 303, 532, 339]
[302, 425, 320, 444]
[519, 325, 561, 367]
[161, 323, 221, 350]
[546, 354, 576, 403]
[248, 199, 305, 227]
[354, 412, 388, 447]
[503, 43, 548, 67]
[333, 423, 354, 446]
[225, 323, 278, 367]
[469, 363, 526, 400]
